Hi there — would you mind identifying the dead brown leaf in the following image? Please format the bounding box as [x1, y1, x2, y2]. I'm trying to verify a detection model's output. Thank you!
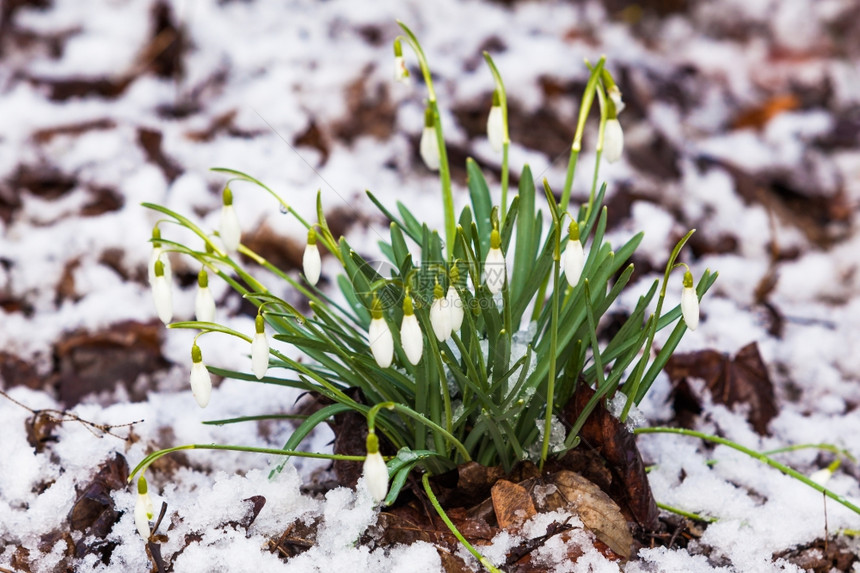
[665, 341, 777, 435]
[491, 479, 537, 530]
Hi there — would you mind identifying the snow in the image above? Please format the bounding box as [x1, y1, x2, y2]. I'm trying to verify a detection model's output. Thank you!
[2, 0, 860, 571]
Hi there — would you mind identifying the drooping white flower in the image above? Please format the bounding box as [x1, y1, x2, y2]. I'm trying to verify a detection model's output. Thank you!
[251, 314, 269, 380]
[400, 295, 423, 365]
[563, 221, 585, 288]
[603, 118, 624, 164]
[303, 229, 321, 286]
[393, 38, 410, 84]
[195, 269, 216, 323]
[487, 92, 504, 153]
[809, 467, 833, 486]
[219, 187, 241, 253]
[430, 283, 452, 342]
[189, 344, 212, 408]
[484, 229, 506, 295]
[362, 433, 389, 504]
[148, 227, 172, 286]
[446, 285, 464, 332]
[134, 477, 154, 541]
[368, 300, 394, 368]
[608, 84, 625, 115]
[419, 107, 440, 171]
[151, 259, 173, 325]
[680, 271, 699, 331]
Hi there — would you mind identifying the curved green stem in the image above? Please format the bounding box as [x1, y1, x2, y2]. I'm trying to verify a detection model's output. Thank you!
[422, 474, 501, 573]
[129, 443, 366, 483]
[620, 229, 695, 421]
[656, 501, 717, 523]
[635, 427, 860, 516]
[368, 401, 471, 463]
[483, 52, 510, 223]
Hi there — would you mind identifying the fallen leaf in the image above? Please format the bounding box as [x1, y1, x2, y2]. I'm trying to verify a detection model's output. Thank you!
[561, 383, 659, 530]
[68, 453, 129, 536]
[665, 341, 777, 435]
[732, 94, 799, 130]
[491, 479, 537, 530]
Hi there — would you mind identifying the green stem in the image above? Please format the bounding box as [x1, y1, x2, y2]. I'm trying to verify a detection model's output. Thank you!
[129, 444, 366, 483]
[559, 149, 579, 214]
[540, 232, 562, 471]
[368, 401, 472, 463]
[483, 52, 510, 223]
[635, 427, 860, 516]
[398, 22, 455, 261]
[620, 229, 695, 422]
[656, 501, 717, 523]
[421, 474, 501, 573]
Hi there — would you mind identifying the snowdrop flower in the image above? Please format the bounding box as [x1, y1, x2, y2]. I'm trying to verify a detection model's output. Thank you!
[562, 221, 585, 288]
[189, 343, 212, 408]
[251, 314, 269, 379]
[603, 118, 624, 164]
[195, 269, 215, 323]
[419, 107, 440, 171]
[809, 467, 833, 486]
[148, 227, 171, 286]
[484, 229, 506, 294]
[219, 187, 241, 253]
[368, 299, 394, 368]
[430, 282, 452, 342]
[303, 228, 321, 286]
[607, 84, 625, 115]
[362, 432, 389, 504]
[681, 271, 699, 331]
[135, 476, 154, 541]
[487, 90, 504, 153]
[400, 294, 423, 365]
[393, 38, 410, 84]
[151, 259, 172, 325]
[446, 284, 464, 332]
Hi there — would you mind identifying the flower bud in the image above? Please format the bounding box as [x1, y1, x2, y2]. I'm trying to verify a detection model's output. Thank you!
[251, 314, 269, 380]
[134, 476, 154, 541]
[603, 118, 624, 164]
[681, 271, 699, 331]
[446, 285, 464, 332]
[362, 432, 389, 504]
[419, 107, 440, 171]
[562, 221, 585, 288]
[400, 295, 423, 365]
[190, 343, 212, 408]
[151, 259, 173, 325]
[487, 91, 504, 153]
[219, 187, 241, 253]
[430, 282, 452, 342]
[484, 229, 506, 294]
[393, 39, 410, 84]
[195, 269, 216, 323]
[368, 299, 393, 368]
[303, 229, 321, 286]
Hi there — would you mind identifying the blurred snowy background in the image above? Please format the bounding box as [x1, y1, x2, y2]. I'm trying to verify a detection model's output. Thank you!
[1, 0, 859, 571]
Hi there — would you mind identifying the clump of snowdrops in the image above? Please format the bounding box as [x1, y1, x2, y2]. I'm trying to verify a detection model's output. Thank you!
[129, 23, 719, 565]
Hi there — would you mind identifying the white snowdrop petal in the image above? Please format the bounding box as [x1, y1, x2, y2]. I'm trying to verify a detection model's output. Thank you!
[562, 239, 585, 288]
[195, 286, 215, 323]
[362, 451, 389, 504]
[303, 243, 321, 286]
[369, 317, 394, 368]
[446, 286, 464, 332]
[189, 361, 212, 408]
[251, 332, 269, 379]
[394, 56, 409, 83]
[419, 126, 440, 171]
[152, 275, 173, 325]
[487, 106, 504, 153]
[809, 468, 833, 486]
[430, 297, 452, 342]
[219, 204, 241, 253]
[134, 493, 152, 540]
[603, 119, 624, 164]
[681, 286, 699, 331]
[400, 313, 423, 365]
[484, 247, 506, 294]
